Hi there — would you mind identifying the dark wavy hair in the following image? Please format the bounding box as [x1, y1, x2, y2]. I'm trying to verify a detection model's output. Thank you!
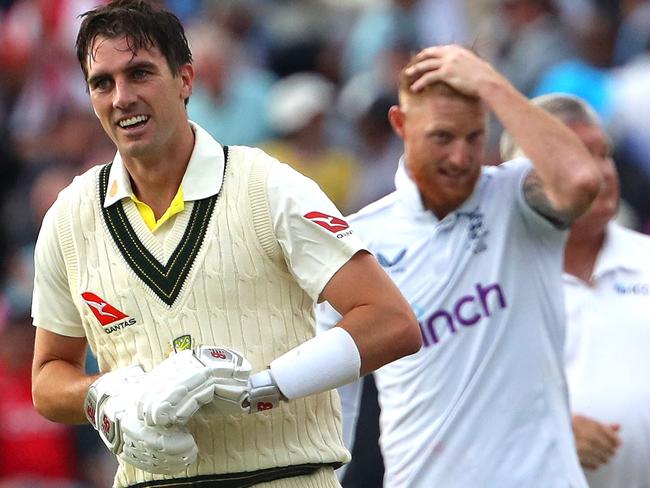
[76, 0, 192, 82]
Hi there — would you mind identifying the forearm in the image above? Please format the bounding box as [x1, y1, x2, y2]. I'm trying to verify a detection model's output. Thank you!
[337, 302, 419, 376]
[480, 78, 601, 216]
[32, 359, 99, 424]
[319, 251, 420, 376]
[267, 295, 418, 401]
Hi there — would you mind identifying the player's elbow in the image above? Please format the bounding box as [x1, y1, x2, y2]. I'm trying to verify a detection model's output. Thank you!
[387, 304, 422, 360]
[32, 381, 54, 422]
[571, 163, 602, 211]
[31, 369, 80, 424]
[553, 163, 602, 220]
[401, 310, 422, 356]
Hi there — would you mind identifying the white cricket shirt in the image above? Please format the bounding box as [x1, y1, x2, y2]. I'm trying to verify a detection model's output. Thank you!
[319, 158, 587, 487]
[564, 222, 650, 488]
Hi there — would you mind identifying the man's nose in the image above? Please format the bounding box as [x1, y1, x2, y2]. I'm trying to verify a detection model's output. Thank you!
[113, 79, 136, 110]
[448, 141, 471, 168]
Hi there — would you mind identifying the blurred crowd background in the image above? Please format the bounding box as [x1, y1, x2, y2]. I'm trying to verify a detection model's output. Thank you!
[1, 0, 650, 486]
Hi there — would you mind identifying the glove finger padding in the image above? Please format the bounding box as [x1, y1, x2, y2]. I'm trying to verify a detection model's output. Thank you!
[139, 346, 252, 426]
[85, 365, 149, 454]
[211, 383, 249, 414]
[120, 413, 198, 475]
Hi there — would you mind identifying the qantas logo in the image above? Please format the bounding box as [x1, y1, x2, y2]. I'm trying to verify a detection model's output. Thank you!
[304, 211, 352, 237]
[81, 292, 137, 334]
[81, 293, 127, 325]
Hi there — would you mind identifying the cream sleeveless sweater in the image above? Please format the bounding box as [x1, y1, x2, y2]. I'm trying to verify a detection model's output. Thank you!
[55, 146, 348, 487]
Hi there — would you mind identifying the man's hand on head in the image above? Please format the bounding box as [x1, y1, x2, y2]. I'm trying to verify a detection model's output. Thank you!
[405, 45, 505, 98]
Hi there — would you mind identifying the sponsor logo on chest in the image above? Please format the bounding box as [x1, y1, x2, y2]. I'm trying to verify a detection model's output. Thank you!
[81, 292, 137, 334]
[417, 282, 507, 347]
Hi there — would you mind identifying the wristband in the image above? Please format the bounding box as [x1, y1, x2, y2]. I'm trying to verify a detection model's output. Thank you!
[269, 327, 361, 400]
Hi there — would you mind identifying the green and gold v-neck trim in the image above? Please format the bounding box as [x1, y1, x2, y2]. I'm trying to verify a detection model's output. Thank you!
[98, 147, 228, 306]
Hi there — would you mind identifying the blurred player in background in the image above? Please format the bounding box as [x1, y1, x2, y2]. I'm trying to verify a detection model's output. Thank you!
[502, 93, 650, 488]
[30, 1, 420, 487]
[318, 45, 601, 487]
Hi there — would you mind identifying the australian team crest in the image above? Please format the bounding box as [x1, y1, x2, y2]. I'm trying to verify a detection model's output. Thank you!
[173, 334, 193, 352]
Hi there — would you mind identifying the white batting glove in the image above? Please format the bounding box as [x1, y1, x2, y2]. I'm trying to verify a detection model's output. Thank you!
[138, 346, 252, 426]
[242, 369, 286, 414]
[119, 414, 197, 475]
[84, 366, 198, 475]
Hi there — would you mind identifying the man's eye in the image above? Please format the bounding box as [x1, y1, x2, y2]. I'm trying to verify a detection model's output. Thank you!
[132, 70, 149, 80]
[467, 132, 484, 144]
[92, 79, 112, 91]
[431, 133, 452, 144]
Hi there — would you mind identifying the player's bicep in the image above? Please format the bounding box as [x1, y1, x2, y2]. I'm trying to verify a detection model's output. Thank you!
[522, 169, 573, 229]
[33, 328, 88, 374]
[319, 250, 390, 315]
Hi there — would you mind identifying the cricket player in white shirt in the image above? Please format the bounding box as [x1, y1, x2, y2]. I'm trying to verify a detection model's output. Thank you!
[318, 45, 602, 487]
[503, 93, 650, 488]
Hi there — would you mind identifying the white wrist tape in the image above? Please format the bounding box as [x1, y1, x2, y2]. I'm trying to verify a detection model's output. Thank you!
[269, 327, 361, 400]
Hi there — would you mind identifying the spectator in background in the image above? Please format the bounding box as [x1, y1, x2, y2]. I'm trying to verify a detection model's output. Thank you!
[531, 5, 617, 121]
[608, 37, 650, 230]
[263, 72, 362, 213]
[2, 0, 91, 162]
[0, 163, 79, 331]
[204, 0, 273, 69]
[338, 90, 402, 211]
[338, 36, 420, 144]
[0, 308, 78, 486]
[492, 0, 577, 97]
[613, 0, 650, 66]
[342, 0, 470, 81]
[502, 92, 650, 488]
[186, 20, 275, 146]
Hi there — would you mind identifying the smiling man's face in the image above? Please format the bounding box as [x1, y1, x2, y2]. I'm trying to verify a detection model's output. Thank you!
[86, 35, 193, 164]
[390, 91, 486, 219]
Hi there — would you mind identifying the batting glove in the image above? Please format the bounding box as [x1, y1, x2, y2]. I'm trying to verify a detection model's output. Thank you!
[84, 365, 198, 475]
[242, 369, 286, 414]
[137, 346, 252, 426]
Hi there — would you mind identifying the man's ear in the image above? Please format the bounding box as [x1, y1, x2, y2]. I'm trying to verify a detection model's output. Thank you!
[388, 105, 405, 139]
[179, 63, 194, 101]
